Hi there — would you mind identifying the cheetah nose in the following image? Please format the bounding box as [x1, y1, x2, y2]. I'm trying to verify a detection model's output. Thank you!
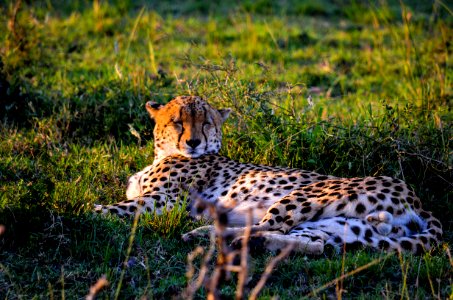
[186, 139, 201, 149]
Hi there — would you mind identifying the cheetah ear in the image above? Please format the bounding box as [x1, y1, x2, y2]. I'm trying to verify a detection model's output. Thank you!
[145, 101, 163, 119]
[218, 108, 231, 123]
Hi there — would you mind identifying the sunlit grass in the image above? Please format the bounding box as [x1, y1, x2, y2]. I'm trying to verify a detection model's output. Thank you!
[0, 0, 451, 298]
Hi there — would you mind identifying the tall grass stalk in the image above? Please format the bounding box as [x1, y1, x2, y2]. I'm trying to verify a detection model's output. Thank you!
[114, 208, 141, 299]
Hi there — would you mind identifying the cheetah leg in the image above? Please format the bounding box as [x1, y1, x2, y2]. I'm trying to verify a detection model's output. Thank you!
[182, 225, 327, 255]
[230, 229, 328, 255]
[182, 225, 215, 241]
[182, 191, 327, 241]
[182, 223, 270, 241]
[94, 195, 169, 217]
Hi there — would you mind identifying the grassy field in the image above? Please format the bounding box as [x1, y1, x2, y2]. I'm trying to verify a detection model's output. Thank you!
[0, 0, 452, 298]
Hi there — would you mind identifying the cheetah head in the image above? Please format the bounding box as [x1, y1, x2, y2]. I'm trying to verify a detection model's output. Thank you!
[146, 96, 231, 162]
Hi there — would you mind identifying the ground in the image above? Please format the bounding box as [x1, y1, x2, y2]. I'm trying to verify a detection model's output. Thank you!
[0, 0, 452, 298]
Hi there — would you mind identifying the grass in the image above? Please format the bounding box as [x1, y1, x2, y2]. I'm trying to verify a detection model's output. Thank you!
[0, 0, 452, 298]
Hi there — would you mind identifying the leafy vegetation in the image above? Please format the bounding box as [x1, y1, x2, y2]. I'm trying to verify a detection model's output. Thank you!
[0, 0, 452, 298]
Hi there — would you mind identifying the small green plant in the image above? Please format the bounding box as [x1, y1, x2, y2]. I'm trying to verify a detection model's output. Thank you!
[141, 196, 193, 238]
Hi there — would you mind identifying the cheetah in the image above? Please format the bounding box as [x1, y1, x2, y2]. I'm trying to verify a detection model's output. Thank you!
[95, 96, 442, 255]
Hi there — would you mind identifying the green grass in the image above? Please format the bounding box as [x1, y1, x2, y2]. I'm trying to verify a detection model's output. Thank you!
[0, 0, 452, 298]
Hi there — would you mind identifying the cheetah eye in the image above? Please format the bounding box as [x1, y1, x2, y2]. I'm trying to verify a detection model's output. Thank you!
[172, 120, 183, 128]
[203, 121, 212, 128]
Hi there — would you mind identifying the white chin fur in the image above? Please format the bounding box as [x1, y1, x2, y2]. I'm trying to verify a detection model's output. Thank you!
[179, 150, 203, 158]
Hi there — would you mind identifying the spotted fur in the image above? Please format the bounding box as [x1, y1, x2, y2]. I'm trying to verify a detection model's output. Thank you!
[146, 95, 231, 164]
[95, 96, 442, 255]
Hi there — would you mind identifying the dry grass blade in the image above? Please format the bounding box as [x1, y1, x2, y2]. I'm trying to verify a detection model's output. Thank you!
[186, 246, 205, 283]
[444, 244, 453, 268]
[235, 208, 253, 300]
[183, 195, 223, 300]
[183, 194, 255, 300]
[86, 275, 109, 300]
[184, 233, 216, 300]
[248, 242, 295, 300]
[307, 253, 394, 297]
[206, 202, 236, 300]
[114, 206, 142, 299]
[7, 0, 22, 39]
